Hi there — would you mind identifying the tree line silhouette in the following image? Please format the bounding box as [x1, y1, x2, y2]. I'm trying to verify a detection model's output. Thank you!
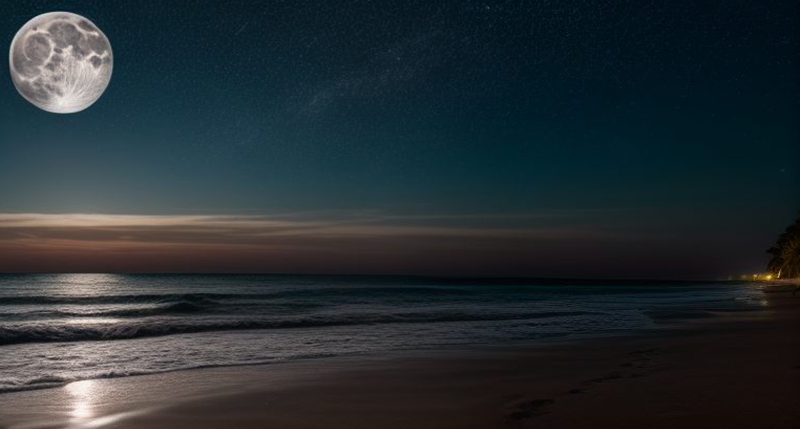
[767, 212, 800, 279]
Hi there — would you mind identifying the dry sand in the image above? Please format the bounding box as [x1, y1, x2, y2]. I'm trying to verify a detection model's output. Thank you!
[1, 290, 797, 429]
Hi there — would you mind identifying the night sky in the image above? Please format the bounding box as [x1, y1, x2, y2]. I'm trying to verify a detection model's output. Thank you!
[1, 0, 798, 278]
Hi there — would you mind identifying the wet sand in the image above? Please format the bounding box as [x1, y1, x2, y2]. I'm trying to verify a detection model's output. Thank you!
[1, 290, 798, 429]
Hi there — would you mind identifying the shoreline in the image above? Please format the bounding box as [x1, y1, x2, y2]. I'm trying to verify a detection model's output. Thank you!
[0, 297, 760, 396]
[1, 290, 797, 429]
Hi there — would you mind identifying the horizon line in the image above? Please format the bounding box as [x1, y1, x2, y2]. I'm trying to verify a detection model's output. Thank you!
[0, 271, 733, 283]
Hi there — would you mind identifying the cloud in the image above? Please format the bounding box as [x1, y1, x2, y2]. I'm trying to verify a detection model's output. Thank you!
[0, 211, 622, 242]
[0, 211, 646, 275]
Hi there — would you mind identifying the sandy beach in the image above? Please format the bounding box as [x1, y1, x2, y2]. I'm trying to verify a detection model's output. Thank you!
[0, 288, 797, 429]
[2, 0, 797, 427]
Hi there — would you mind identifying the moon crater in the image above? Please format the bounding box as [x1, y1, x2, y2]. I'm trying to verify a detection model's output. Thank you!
[9, 12, 113, 114]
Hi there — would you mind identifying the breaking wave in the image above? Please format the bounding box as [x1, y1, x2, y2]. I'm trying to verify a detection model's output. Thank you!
[0, 310, 600, 345]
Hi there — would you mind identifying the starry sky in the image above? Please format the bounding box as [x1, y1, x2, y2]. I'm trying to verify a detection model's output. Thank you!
[1, 0, 798, 278]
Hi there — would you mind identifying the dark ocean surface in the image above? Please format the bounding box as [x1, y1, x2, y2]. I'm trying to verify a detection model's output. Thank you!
[0, 274, 763, 393]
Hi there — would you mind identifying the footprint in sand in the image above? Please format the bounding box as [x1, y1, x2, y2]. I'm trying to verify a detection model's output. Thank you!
[584, 371, 624, 385]
[568, 351, 665, 396]
[507, 398, 555, 420]
[629, 347, 661, 356]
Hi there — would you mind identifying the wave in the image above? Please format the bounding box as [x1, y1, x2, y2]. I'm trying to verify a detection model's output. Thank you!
[0, 284, 739, 309]
[23, 301, 211, 318]
[0, 375, 68, 394]
[1, 300, 331, 322]
[0, 310, 600, 346]
[0, 288, 457, 305]
[0, 352, 342, 394]
[0, 292, 253, 305]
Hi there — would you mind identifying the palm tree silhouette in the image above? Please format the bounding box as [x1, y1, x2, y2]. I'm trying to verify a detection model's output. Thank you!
[767, 213, 800, 279]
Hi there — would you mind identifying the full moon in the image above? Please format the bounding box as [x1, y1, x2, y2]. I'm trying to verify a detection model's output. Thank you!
[9, 12, 113, 114]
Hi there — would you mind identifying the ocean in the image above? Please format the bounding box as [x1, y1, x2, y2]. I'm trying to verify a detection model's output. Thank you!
[0, 274, 764, 393]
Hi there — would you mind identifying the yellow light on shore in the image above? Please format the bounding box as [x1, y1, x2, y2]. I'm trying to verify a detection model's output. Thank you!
[740, 273, 777, 281]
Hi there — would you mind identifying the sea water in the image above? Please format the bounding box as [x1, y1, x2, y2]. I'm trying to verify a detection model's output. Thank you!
[0, 274, 763, 393]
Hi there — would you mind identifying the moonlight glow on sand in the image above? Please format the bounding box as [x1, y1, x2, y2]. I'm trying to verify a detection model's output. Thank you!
[9, 12, 112, 114]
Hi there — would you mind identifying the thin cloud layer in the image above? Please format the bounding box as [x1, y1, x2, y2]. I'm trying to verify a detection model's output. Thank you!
[0, 212, 621, 242]
[0, 211, 703, 277]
